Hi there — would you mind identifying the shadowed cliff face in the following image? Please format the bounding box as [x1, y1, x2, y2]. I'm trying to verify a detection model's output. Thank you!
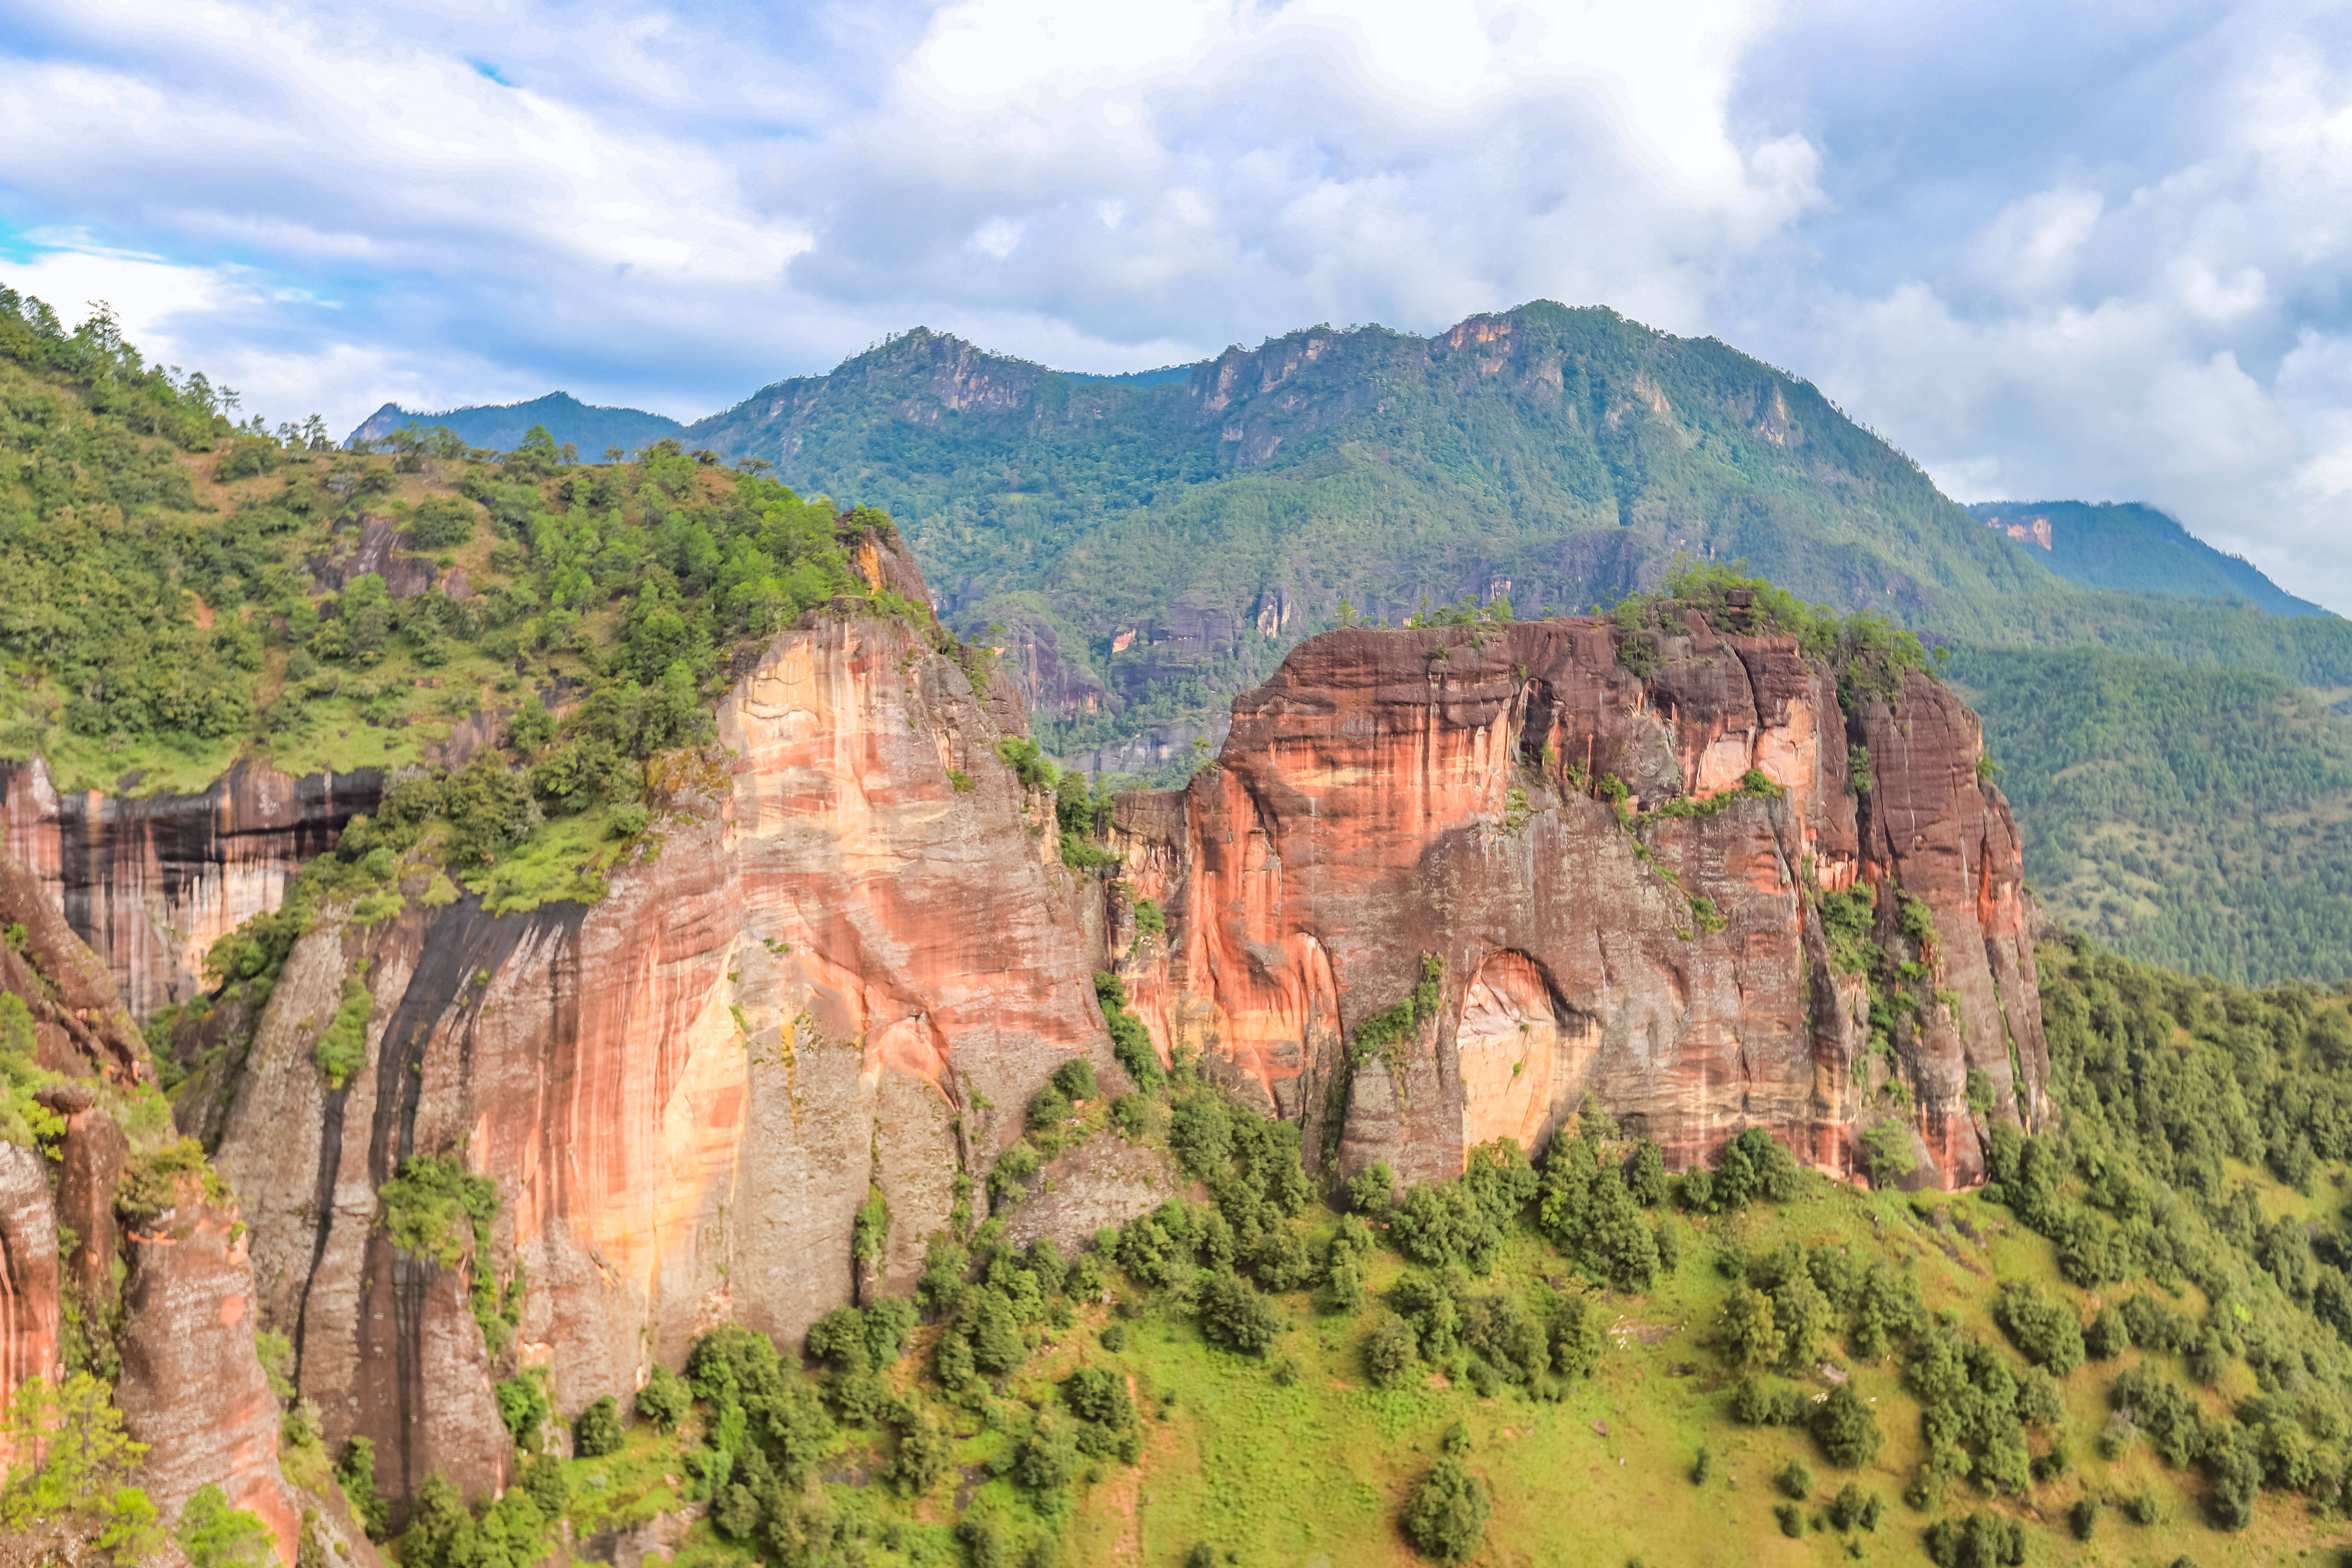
[0, 846, 302, 1561]
[214, 595, 1119, 1514]
[1110, 613, 2047, 1191]
[0, 760, 382, 1018]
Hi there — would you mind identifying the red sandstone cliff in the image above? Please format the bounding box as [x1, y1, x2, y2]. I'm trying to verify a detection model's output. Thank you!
[0, 760, 382, 1019]
[0, 847, 303, 1562]
[1109, 614, 2047, 1191]
[211, 581, 1119, 1514]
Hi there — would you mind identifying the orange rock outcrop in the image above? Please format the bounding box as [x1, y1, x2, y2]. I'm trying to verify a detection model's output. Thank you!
[1111, 613, 2047, 1190]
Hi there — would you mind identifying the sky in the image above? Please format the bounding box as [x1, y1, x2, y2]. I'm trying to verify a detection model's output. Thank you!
[2, 0, 2349, 610]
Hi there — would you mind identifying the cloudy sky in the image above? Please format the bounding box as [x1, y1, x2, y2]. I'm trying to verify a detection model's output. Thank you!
[3, 0, 2349, 608]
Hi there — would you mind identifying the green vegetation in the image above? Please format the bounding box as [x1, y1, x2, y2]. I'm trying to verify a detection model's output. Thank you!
[1, 285, 926, 916]
[175, 1483, 277, 1568]
[0, 1373, 164, 1561]
[1948, 645, 2352, 984]
[349, 931, 2352, 1568]
[378, 1152, 520, 1350]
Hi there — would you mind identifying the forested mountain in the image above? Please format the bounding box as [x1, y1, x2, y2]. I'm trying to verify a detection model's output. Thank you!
[348, 391, 682, 458]
[675, 304, 2352, 983]
[1948, 648, 2352, 986]
[1969, 500, 2329, 616]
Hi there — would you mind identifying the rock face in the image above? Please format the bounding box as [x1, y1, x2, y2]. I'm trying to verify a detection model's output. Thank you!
[0, 759, 382, 1018]
[1110, 614, 2047, 1191]
[116, 1178, 302, 1561]
[0, 845, 302, 1560]
[0, 1142, 62, 1438]
[213, 565, 1119, 1514]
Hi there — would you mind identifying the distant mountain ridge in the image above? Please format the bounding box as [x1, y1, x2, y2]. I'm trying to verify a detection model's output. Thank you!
[346, 390, 683, 455]
[1969, 499, 2327, 617]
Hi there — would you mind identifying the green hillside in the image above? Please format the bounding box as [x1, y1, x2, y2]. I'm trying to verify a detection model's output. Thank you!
[688, 306, 2066, 637]
[364, 941, 2352, 1568]
[1947, 648, 2352, 987]
[0, 284, 906, 912]
[349, 391, 684, 458]
[1969, 501, 2329, 617]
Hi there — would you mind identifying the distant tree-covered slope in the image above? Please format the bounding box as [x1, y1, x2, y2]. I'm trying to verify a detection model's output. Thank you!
[688, 305, 2069, 641]
[1969, 500, 2329, 617]
[348, 391, 683, 457]
[1948, 646, 2352, 986]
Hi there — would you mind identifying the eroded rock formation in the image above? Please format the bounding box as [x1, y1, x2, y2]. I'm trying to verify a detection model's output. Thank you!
[1110, 612, 2047, 1191]
[0, 845, 302, 1560]
[0, 760, 382, 1018]
[213, 579, 1119, 1515]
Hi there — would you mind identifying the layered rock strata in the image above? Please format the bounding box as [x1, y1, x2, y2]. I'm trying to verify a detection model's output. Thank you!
[1110, 614, 2047, 1191]
[213, 587, 1118, 1516]
[0, 760, 383, 1018]
[0, 846, 300, 1560]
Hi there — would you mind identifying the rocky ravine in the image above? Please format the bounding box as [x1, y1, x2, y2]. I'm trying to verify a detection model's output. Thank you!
[1111, 611, 2047, 1193]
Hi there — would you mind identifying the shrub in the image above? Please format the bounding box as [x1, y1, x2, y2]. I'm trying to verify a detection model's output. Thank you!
[2067, 1496, 2097, 1539]
[890, 1405, 952, 1496]
[1623, 1140, 1669, 1207]
[176, 1484, 276, 1568]
[1400, 1455, 1489, 1562]
[1199, 1271, 1282, 1354]
[1772, 1501, 1802, 1538]
[313, 977, 374, 1089]
[334, 1437, 387, 1540]
[1026, 1084, 1072, 1133]
[1814, 1382, 1883, 1466]
[1051, 1058, 1097, 1101]
[494, 1374, 550, 1450]
[1347, 1160, 1396, 1217]
[2086, 1304, 2130, 1360]
[1923, 1511, 2026, 1568]
[1390, 1180, 1503, 1272]
[573, 1396, 623, 1458]
[404, 499, 477, 549]
[1690, 1447, 1710, 1483]
[1776, 1458, 1811, 1500]
[1993, 1280, 2085, 1374]
[1364, 1314, 1418, 1387]
[632, 1363, 690, 1433]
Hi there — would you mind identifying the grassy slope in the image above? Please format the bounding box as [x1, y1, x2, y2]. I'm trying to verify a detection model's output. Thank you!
[511, 1173, 2341, 1568]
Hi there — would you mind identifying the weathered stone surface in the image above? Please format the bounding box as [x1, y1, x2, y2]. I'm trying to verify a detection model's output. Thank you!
[116, 1178, 302, 1562]
[1110, 616, 2046, 1190]
[1, 759, 382, 1018]
[215, 545, 1121, 1510]
[0, 844, 149, 1081]
[1000, 1136, 1187, 1256]
[0, 1142, 61, 1444]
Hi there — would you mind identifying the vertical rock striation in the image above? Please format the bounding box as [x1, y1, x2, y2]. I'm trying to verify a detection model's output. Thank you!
[1110, 615, 2046, 1191]
[0, 760, 381, 1019]
[214, 568, 1118, 1512]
